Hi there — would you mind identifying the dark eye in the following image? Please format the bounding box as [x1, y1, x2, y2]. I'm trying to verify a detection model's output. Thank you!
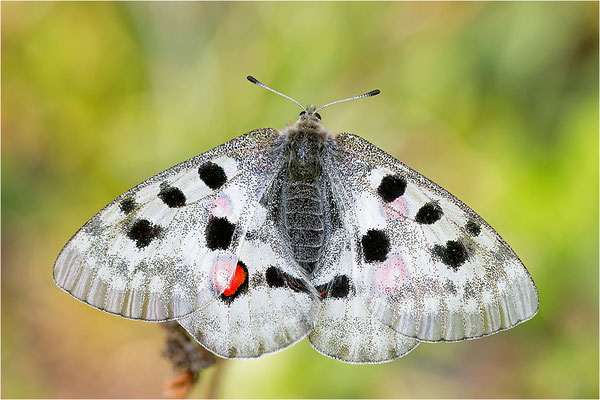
[299, 111, 306, 117]
[315, 113, 321, 120]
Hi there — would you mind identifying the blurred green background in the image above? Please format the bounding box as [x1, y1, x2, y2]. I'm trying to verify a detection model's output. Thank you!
[2, 2, 598, 398]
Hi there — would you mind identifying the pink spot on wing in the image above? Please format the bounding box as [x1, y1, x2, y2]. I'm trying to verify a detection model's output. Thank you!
[211, 256, 237, 294]
[210, 195, 232, 218]
[381, 197, 407, 220]
[372, 255, 407, 295]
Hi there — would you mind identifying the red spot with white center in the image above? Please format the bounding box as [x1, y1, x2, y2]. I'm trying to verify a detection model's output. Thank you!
[212, 258, 247, 296]
[372, 255, 408, 295]
[381, 197, 407, 220]
[210, 195, 232, 218]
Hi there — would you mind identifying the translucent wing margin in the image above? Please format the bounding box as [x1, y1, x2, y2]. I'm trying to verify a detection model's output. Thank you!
[323, 133, 539, 342]
[53, 128, 286, 321]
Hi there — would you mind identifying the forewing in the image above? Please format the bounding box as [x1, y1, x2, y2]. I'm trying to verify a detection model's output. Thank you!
[323, 133, 539, 342]
[309, 223, 419, 364]
[53, 128, 286, 321]
[177, 186, 318, 359]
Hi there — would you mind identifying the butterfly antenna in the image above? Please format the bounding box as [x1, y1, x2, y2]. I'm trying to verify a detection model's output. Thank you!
[315, 89, 380, 113]
[247, 76, 306, 112]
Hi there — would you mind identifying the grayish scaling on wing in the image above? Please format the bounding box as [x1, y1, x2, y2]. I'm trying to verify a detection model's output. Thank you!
[178, 199, 318, 359]
[323, 133, 539, 342]
[53, 128, 286, 321]
[309, 226, 419, 363]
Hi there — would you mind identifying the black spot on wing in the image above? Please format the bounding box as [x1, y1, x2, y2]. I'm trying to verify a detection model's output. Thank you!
[415, 202, 443, 224]
[266, 266, 285, 288]
[316, 275, 351, 299]
[265, 266, 311, 294]
[205, 217, 235, 250]
[465, 220, 481, 236]
[198, 161, 227, 190]
[127, 219, 162, 248]
[120, 197, 137, 214]
[377, 174, 407, 202]
[361, 229, 390, 263]
[433, 240, 469, 271]
[158, 183, 186, 208]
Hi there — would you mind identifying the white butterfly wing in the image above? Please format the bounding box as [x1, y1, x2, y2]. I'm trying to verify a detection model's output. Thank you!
[178, 196, 318, 359]
[53, 128, 287, 321]
[309, 224, 419, 364]
[324, 133, 539, 342]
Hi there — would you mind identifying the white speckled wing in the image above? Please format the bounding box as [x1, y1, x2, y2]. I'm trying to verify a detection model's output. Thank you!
[309, 227, 419, 363]
[323, 133, 539, 342]
[53, 128, 287, 321]
[178, 195, 318, 359]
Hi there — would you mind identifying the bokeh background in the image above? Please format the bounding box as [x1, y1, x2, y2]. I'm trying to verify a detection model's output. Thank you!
[2, 2, 598, 398]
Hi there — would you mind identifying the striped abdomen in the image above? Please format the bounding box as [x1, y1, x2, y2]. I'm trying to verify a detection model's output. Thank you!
[283, 180, 325, 272]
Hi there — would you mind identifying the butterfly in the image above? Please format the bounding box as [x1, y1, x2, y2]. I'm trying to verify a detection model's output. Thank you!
[54, 76, 539, 364]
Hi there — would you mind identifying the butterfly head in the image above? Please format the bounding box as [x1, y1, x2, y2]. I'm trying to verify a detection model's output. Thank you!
[291, 104, 329, 139]
[298, 105, 322, 124]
